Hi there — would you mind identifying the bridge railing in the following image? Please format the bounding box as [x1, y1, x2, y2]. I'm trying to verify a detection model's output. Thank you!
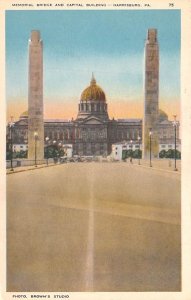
[6, 159, 54, 169]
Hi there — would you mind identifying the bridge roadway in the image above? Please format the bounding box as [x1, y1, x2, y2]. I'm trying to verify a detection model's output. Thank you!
[7, 162, 181, 292]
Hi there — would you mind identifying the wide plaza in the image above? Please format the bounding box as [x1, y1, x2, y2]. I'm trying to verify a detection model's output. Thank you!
[7, 161, 181, 292]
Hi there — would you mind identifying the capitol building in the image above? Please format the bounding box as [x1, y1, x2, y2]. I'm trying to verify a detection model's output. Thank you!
[10, 74, 179, 157]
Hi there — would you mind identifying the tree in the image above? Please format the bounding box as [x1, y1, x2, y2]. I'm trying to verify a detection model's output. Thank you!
[122, 150, 128, 160]
[165, 149, 174, 158]
[159, 150, 166, 158]
[132, 149, 142, 159]
[15, 150, 27, 158]
[122, 149, 132, 160]
[159, 149, 181, 159]
[165, 149, 181, 159]
[122, 149, 142, 160]
[44, 145, 65, 159]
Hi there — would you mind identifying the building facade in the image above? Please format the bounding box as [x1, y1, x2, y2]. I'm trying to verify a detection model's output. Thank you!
[7, 75, 180, 158]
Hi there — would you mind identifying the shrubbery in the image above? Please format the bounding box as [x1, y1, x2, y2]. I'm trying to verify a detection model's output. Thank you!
[44, 145, 65, 159]
[159, 149, 181, 159]
[122, 149, 142, 160]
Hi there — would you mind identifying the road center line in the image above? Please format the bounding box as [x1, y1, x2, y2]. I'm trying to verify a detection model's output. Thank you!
[84, 168, 95, 291]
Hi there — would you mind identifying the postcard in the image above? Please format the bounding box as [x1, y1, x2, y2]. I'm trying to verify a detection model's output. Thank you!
[1, 0, 191, 299]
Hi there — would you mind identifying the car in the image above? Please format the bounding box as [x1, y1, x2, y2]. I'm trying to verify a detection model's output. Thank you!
[69, 158, 75, 162]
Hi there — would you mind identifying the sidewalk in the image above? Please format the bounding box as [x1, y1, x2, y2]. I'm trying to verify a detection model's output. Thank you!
[6, 159, 181, 175]
[6, 162, 58, 175]
[125, 158, 181, 173]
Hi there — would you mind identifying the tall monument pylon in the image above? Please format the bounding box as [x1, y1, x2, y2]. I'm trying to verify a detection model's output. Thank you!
[28, 30, 44, 161]
[143, 28, 159, 159]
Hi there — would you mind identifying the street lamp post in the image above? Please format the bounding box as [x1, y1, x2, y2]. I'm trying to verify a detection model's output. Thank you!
[45, 137, 49, 165]
[173, 115, 178, 171]
[34, 131, 38, 167]
[9, 118, 15, 171]
[58, 142, 62, 162]
[130, 140, 133, 163]
[53, 140, 57, 163]
[149, 128, 152, 167]
[62, 144, 67, 160]
[138, 136, 141, 165]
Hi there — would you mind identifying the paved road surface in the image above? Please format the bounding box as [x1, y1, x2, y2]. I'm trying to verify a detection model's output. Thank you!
[7, 163, 181, 292]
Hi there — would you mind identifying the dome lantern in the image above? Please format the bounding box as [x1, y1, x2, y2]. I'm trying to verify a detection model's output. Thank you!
[90, 72, 96, 86]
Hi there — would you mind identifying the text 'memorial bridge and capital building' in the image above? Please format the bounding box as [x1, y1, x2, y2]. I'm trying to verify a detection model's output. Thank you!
[8, 29, 180, 161]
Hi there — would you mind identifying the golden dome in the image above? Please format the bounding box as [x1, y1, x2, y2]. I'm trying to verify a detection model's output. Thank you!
[159, 109, 168, 122]
[20, 110, 28, 119]
[81, 75, 106, 102]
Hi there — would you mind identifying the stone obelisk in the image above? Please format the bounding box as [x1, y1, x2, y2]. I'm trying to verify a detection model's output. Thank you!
[143, 29, 159, 159]
[28, 30, 44, 160]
